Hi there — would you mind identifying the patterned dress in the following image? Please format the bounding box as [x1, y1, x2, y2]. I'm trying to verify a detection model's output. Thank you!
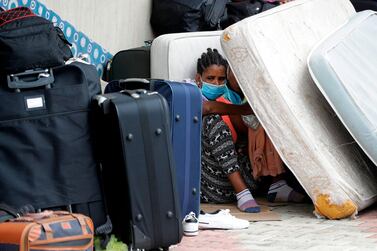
[200, 114, 258, 203]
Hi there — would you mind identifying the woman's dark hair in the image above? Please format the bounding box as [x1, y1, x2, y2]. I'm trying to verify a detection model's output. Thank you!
[197, 48, 228, 75]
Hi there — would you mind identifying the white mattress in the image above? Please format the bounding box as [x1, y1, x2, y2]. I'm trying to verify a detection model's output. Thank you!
[221, 0, 377, 219]
[308, 10, 377, 166]
[151, 31, 223, 81]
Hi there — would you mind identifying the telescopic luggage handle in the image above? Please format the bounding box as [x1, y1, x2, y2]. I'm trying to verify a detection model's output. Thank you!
[7, 68, 54, 92]
[117, 78, 154, 91]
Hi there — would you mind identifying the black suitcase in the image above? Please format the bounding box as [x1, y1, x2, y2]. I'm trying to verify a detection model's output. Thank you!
[0, 62, 110, 233]
[102, 46, 150, 82]
[94, 90, 182, 250]
[105, 79, 202, 220]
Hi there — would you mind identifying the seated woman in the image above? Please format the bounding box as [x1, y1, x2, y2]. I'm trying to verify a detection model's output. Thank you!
[196, 48, 305, 213]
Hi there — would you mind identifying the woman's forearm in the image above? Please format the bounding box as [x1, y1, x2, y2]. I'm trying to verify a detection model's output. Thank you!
[203, 101, 253, 116]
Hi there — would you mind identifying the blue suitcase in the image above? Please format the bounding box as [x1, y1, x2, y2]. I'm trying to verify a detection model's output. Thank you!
[105, 79, 202, 219]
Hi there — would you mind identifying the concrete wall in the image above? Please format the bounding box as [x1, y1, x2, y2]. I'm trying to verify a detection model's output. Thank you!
[39, 0, 154, 54]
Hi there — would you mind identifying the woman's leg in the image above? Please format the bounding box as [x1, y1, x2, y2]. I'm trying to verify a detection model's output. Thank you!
[228, 171, 260, 213]
[229, 114, 248, 136]
[201, 115, 260, 212]
[228, 171, 249, 193]
[267, 174, 305, 203]
[247, 126, 305, 202]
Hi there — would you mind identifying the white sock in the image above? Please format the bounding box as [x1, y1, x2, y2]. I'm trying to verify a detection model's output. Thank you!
[236, 189, 260, 213]
[268, 180, 305, 202]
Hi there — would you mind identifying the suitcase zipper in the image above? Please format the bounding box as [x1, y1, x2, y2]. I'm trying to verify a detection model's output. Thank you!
[0, 109, 89, 124]
[182, 84, 191, 215]
[136, 95, 163, 247]
[31, 234, 93, 246]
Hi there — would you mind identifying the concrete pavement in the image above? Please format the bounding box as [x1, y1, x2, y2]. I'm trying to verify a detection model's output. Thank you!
[172, 202, 377, 251]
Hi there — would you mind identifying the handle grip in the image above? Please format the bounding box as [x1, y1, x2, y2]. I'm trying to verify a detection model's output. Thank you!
[7, 69, 54, 91]
[117, 78, 153, 91]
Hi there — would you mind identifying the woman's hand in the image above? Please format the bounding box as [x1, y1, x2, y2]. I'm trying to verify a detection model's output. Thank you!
[279, 0, 294, 4]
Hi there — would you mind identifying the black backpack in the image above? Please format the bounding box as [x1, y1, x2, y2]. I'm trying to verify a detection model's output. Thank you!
[0, 7, 72, 74]
[150, 0, 229, 36]
[350, 0, 377, 11]
[224, 0, 279, 28]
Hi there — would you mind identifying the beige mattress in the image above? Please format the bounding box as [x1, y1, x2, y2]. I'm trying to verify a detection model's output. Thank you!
[221, 0, 377, 219]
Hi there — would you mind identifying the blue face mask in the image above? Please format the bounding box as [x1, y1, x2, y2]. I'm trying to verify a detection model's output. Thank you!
[201, 81, 227, 100]
[224, 87, 242, 105]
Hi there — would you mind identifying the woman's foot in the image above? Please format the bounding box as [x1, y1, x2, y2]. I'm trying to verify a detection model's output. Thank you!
[236, 189, 260, 213]
[267, 179, 305, 203]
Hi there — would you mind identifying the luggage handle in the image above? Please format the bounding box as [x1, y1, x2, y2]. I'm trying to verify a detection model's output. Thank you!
[7, 68, 54, 92]
[120, 89, 146, 99]
[25, 210, 54, 220]
[120, 88, 158, 99]
[119, 78, 149, 84]
[117, 78, 154, 91]
[94, 88, 158, 115]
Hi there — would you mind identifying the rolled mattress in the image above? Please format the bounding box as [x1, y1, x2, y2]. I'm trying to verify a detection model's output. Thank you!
[221, 0, 377, 219]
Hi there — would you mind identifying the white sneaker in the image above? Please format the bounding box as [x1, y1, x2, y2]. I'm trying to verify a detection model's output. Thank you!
[182, 212, 199, 236]
[198, 209, 249, 230]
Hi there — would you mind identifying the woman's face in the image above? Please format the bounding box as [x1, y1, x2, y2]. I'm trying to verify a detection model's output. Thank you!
[227, 67, 242, 94]
[195, 64, 226, 88]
